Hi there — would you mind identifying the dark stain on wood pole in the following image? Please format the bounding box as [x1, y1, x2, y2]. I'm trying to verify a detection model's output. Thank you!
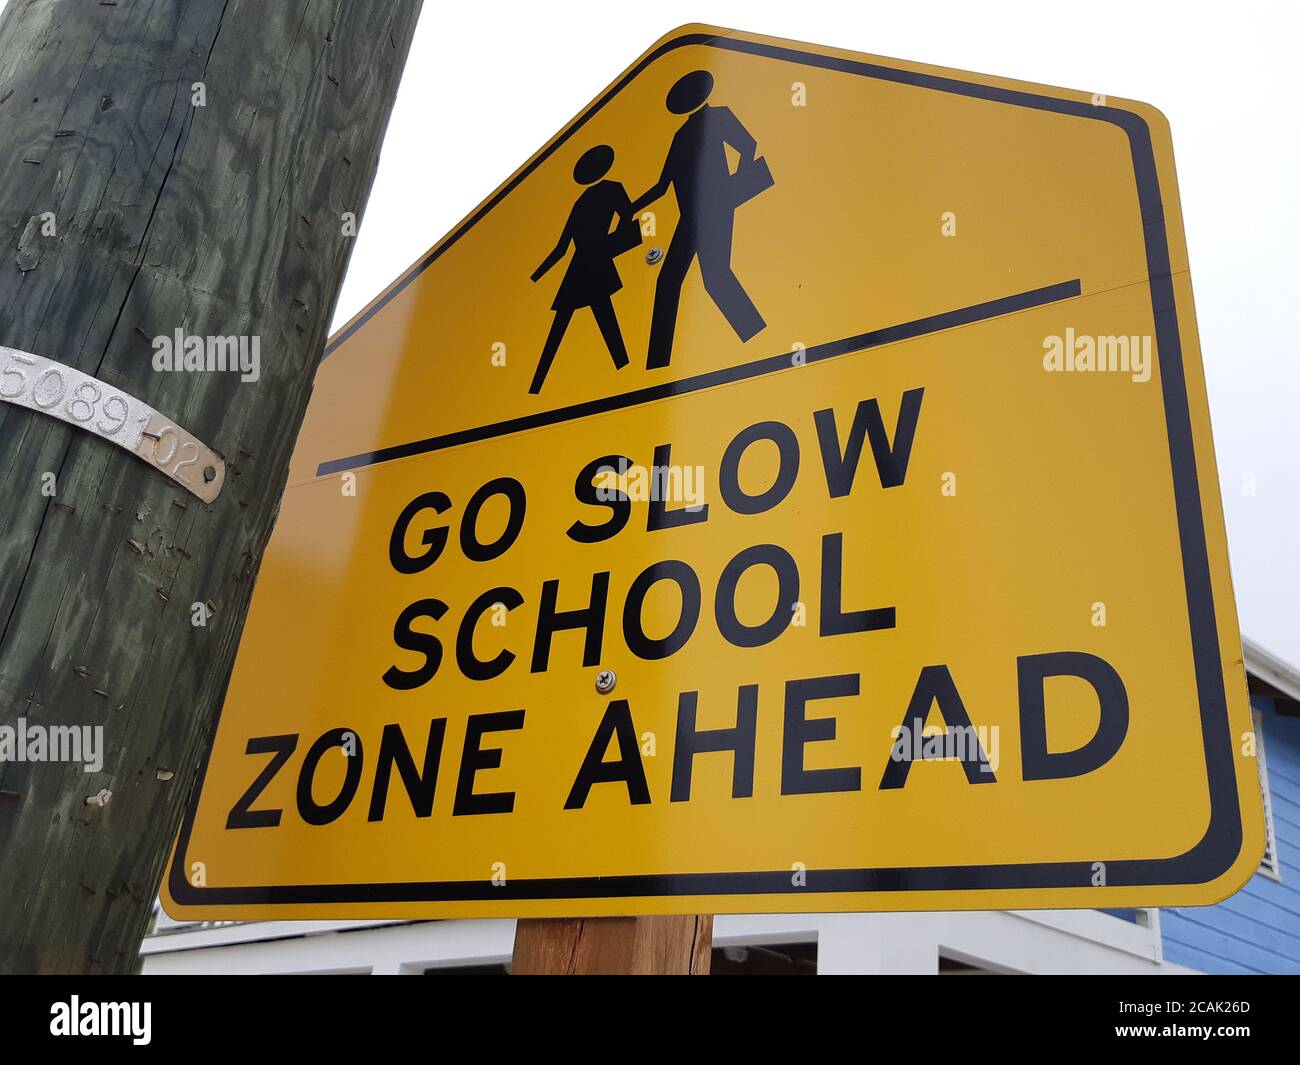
[0, 0, 422, 973]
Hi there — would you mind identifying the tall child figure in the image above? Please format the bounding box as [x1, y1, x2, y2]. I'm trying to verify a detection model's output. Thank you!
[632, 70, 769, 370]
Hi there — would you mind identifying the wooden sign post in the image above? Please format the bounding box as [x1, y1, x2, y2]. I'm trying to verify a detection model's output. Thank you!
[512, 916, 712, 975]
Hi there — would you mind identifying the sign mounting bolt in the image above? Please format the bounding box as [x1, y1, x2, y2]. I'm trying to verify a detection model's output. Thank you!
[645, 247, 663, 265]
[595, 669, 617, 694]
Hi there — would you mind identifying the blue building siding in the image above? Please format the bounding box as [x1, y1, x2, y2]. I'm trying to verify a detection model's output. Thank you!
[1161, 695, 1300, 974]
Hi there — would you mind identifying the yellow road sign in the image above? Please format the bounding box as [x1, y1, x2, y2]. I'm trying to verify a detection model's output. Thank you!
[164, 25, 1263, 919]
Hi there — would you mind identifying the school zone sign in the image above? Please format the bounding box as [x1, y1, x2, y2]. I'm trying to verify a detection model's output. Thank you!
[165, 26, 1263, 919]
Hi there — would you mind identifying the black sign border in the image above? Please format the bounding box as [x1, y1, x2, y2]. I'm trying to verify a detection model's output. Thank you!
[169, 30, 1244, 909]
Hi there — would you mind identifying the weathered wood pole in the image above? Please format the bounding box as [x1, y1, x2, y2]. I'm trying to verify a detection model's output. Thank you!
[0, 0, 421, 973]
[512, 916, 713, 975]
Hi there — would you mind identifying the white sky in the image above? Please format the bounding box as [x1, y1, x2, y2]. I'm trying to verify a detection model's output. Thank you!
[336, 0, 1299, 667]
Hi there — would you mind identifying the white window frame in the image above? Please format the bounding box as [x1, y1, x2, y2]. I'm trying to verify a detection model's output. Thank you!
[1254, 707, 1282, 881]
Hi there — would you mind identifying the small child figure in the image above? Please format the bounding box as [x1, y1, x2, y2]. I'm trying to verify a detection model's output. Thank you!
[529, 144, 640, 395]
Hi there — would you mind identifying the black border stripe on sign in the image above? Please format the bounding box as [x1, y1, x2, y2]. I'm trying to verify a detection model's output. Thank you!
[316, 279, 1081, 476]
[169, 32, 1241, 908]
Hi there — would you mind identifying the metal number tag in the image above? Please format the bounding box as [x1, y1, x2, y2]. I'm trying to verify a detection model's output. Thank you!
[0, 345, 225, 503]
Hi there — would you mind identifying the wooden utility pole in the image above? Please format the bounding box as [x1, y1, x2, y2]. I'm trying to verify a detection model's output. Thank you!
[512, 916, 713, 975]
[0, 0, 421, 973]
